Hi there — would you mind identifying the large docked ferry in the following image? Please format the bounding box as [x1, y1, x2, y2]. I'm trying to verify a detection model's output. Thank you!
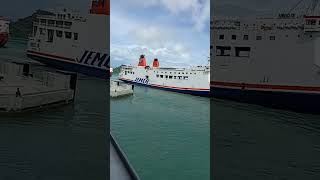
[119, 55, 210, 96]
[26, 0, 110, 78]
[211, 0, 320, 113]
[0, 17, 9, 47]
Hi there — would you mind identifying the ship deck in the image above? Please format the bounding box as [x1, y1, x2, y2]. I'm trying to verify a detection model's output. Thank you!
[111, 134, 140, 180]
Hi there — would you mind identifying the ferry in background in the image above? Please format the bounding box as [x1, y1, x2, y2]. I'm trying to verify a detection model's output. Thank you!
[211, 0, 320, 113]
[119, 55, 210, 96]
[26, 0, 111, 79]
[0, 17, 9, 47]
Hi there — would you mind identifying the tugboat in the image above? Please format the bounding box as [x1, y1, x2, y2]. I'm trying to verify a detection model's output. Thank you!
[0, 17, 9, 47]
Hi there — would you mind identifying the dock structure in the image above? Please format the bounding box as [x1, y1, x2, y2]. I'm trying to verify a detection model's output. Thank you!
[0, 62, 75, 112]
[111, 134, 140, 180]
[110, 80, 134, 98]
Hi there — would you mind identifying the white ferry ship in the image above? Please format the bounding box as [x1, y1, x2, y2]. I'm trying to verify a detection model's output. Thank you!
[211, 0, 320, 113]
[0, 16, 9, 47]
[26, 0, 110, 78]
[119, 55, 210, 96]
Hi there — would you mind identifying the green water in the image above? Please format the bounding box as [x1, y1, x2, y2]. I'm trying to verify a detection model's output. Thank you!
[0, 39, 109, 179]
[111, 82, 210, 180]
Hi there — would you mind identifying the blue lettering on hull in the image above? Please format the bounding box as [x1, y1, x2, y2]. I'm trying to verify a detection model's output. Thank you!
[76, 50, 110, 69]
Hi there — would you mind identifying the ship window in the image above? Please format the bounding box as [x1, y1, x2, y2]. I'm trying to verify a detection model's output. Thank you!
[40, 28, 46, 35]
[160, 75, 163, 78]
[270, 36, 276, 40]
[219, 35, 224, 40]
[156, 74, 159, 78]
[169, 76, 173, 79]
[256, 36, 262, 40]
[235, 47, 251, 57]
[74, 33, 78, 40]
[184, 76, 188, 80]
[243, 35, 249, 40]
[178, 76, 182, 79]
[174, 76, 177, 79]
[47, 29, 54, 43]
[232, 35, 237, 40]
[216, 46, 231, 56]
[48, 20, 55, 26]
[165, 75, 168, 78]
[56, 30, 63, 37]
[306, 19, 316, 25]
[56, 21, 63, 28]
[65, 32, 72, 39]
[64, 21, 72, 27]
[40, 19, 46, 25]
[33, 26, 38, 36]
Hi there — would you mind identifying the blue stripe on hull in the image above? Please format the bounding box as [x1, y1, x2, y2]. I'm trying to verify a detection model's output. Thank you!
[121, 79, 210, 97]
[212, 87, 320, 114]
[27, 54, 109, 79]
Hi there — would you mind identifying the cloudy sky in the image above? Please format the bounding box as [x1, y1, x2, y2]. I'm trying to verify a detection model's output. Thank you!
[110, 0, 210, 68]
[3, 0, 308, 68]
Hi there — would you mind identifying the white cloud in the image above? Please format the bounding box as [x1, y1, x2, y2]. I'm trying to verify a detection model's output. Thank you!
[111, 43, 194, 67]
[126, 0, 210, 31]
[110, 0, 210, 67]
[130, 26, 171, 48]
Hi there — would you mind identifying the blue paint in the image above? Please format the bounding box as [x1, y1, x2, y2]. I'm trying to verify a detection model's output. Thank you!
[122, 79, 210, 97]
[76, 50, 109, 68]
[134, 78, 149, 85]
[212, 87, 320, 114]
[27, 54, 109, 79]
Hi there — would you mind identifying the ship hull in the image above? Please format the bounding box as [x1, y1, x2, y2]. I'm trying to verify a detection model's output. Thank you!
[120, 78, 210, 97]
[0, 33, 8, 47]
[26, 52, 109, 79]
[212, 85, 320, 114]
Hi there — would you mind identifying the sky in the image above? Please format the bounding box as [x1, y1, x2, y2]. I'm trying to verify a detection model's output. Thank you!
[110, 0, 210, 68]
[1, 0, 308, 68]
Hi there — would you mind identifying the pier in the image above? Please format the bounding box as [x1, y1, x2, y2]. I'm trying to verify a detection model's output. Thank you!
[110, 80, 134, 98]
[0, 62, 76, 112]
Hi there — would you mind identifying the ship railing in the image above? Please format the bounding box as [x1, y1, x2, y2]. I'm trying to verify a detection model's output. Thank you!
[304, 25, 320, 32]
[35, 22, 72, 29]
[110, 133, 140, 180]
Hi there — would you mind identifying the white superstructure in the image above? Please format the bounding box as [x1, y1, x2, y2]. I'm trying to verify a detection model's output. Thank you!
[211, 0, 320, 113]
[26, 0, 110, 78]
[119, 55, 210, 96]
